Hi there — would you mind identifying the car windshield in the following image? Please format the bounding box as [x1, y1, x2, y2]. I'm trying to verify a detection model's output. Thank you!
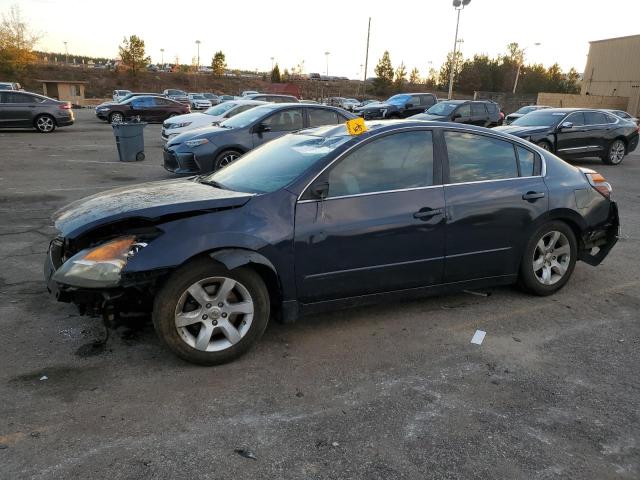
[205, 102, 238, 116]
[191, 94, 205, 99]
[426, 102, 458, 115]
[219, 105, 274, 129]
[386, 94, 411, 105]
[203, 133, 351, 194]
[511, 111, 566, 127]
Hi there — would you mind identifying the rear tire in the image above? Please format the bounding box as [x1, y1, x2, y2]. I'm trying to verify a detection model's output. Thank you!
[518, 221, 577, 296]
[153, 259, 270, 365]
[34, 114, 56, 133]
[601, 139, 626, 165]
[214, 149, 242, 171]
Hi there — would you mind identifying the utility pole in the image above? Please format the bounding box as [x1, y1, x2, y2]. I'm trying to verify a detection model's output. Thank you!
[325, 51, 330, 77]
[64, 42, 68, 64]
[160, 48, 164, 67]
[448, 0, 471, 100]
[513, 42, 541, 93]
[362, 17, 371, 99]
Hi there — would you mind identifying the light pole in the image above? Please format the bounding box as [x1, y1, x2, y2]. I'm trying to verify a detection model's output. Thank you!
[64, 41, 68, 64]
[270, 56, 274, 71]
[195, 40, 201, 71]
[447, 0, 471, 100]
[160, 48, 164, 67]
[324, 51, 330, 77]
[513, 42, 541, 93]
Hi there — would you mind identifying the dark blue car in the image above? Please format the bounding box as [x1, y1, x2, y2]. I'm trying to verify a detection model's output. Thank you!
[45, 121, 620, 365]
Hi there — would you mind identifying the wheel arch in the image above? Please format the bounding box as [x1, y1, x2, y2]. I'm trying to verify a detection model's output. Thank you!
[33, 113, 57, 127]
[206, 248, 284, 321]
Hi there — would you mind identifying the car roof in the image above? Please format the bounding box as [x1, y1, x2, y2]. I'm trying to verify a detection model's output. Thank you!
[225, 99, 268, 106]
[300, 119, 541, 143]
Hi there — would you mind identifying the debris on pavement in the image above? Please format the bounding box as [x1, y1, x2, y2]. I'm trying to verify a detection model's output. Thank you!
[234, 448, 257, 460]
[513, 337, 522, 343]
[463, 289, 491, 297]
[39, 375, 48, 381]
[331, 441, 340, 447]
[471, 330, 486, 345]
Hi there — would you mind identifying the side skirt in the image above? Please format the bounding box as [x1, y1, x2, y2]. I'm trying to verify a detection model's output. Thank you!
[286, 274, 518, 320]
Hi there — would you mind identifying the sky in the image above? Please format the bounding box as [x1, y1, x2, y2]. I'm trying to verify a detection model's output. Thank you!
[4, 0, 640, 78]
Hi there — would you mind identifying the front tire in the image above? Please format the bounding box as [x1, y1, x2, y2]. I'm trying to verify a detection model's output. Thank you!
[214, 149, 242, 171]
[153, 259, 270, 365]
[34, 114, 56, 133]
[602, 139, 626, 165]
[536, 140, 552, 151]
[518, 221, 577, 296]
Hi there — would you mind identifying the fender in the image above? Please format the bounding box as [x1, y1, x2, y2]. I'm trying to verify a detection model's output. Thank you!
[209, 248, 276, 272]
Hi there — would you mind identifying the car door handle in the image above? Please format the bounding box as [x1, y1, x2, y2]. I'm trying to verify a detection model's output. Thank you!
[413, 208, 444, 220]
[522, 191, 545, 201]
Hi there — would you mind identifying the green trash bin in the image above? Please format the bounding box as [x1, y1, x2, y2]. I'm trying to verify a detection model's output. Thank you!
[112, 122, 147, 161]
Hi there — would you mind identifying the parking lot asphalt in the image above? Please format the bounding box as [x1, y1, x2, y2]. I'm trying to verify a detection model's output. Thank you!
[0, 110, 639, 479]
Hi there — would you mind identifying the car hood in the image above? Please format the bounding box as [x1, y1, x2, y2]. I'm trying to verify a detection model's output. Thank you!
[54, 178, 253, 238]
[97, 101, 118, 108]
[167, 125, 232, 146]
[493, 125, 552, 137]
[356, 102, 390, 111]
[410, 113, 448, 121]
[165, 112, 215, 125]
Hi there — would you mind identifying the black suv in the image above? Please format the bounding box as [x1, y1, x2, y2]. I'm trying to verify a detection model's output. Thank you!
[354, 93, 437, 119]
[410, 100, 502, 127]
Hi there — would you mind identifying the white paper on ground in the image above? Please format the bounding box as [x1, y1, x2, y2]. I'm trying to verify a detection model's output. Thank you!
[471, 330, 486, 345]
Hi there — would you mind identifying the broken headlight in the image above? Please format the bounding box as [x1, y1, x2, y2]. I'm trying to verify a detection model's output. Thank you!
[52, 236, 147, 288]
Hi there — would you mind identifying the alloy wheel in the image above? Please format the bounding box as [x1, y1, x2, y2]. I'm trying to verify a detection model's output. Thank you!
[174, 276, 254, 352]
[532, 231, 571, 285]
[111, 113, 124, 123]
[219, 152, 239, 167]
[36, 116, 55, 132]
[609, 140, 625, 164]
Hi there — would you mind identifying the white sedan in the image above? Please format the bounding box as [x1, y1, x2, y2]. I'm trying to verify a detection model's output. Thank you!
[161, 99, 267, 141]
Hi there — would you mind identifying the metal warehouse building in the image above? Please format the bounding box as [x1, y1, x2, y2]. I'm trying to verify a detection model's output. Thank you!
[582, 34, 640, 115]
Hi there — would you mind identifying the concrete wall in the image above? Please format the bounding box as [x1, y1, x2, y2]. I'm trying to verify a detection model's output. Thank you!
[474, 91, 538, 114]
[581, 35, 640, 115]
[537, 92, 629, 111]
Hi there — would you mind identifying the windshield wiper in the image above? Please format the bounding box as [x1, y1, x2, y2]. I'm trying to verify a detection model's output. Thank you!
[200, 179, 229, 190]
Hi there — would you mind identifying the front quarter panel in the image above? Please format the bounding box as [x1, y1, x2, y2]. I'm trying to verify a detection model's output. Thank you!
[123, 189, 298, 299]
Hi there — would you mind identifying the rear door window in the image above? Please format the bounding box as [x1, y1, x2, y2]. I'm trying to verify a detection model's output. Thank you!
[419, 95, 436, 107]
[584, 111, 607, 125]
[516, 146, 536, 176]
[445, 131, 518, 183]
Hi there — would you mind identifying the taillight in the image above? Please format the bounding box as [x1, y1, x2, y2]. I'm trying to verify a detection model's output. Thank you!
[59, 103, 71, 110]
[586, 171, 612, 198]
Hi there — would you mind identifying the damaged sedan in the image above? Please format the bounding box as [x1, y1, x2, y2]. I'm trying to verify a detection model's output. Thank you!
[45, 121, 620, 365]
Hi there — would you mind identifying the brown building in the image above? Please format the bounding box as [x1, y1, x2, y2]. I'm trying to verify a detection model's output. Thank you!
[37, 79, 88, 105]
[581, 34, 640, 115]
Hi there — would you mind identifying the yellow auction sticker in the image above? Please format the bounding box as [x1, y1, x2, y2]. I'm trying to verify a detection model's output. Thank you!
[345, 117, 368, 136]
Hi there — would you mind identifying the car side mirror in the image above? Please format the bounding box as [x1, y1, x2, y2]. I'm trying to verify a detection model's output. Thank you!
[310, 181, 329, 199]
[559, 121, 573, 130]
[255, 123, 271, 133]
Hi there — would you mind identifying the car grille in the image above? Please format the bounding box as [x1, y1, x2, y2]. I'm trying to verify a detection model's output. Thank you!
[163, 149, 198, 173]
